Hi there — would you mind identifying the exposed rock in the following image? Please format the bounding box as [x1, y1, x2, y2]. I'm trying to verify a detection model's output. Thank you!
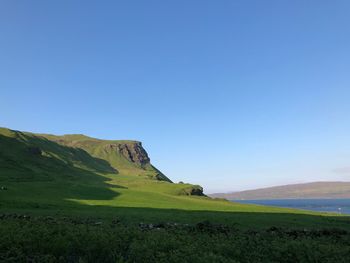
[104, 142, 150, 166]
[189, 186, 204, 196]
[179, 185, 205, 196]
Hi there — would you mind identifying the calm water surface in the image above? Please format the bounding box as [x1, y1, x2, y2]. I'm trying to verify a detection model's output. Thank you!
[232, 199, 350, 214]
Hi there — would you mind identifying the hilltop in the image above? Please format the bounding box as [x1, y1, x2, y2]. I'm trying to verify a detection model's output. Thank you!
[210, 181, 350, 200]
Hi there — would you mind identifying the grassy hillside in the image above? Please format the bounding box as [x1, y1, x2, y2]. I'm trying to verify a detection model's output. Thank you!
[211, 182, 350, 200]
[1, 127, 350, 262]
[0, 127, 210, 213]
[38, 132, 171, 181]
[1, 127, 348, 223]
[0, 127, 171, 182]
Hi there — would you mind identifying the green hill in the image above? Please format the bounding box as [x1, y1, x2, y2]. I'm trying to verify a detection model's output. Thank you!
[0, 127, 212, 213]
[1, 127, 350, 262]
[0, 126, 347, 221]
[0, 127, 171, 182]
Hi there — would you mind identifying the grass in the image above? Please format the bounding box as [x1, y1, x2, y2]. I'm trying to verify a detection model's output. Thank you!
[2, 216, 350, 263]
[2, 170, 348, 229]
[1, 127, 350, 262]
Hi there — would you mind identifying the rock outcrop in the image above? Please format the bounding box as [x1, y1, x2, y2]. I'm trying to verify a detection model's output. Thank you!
[179, 185, 205, 196]
[104, 142, 150, 166]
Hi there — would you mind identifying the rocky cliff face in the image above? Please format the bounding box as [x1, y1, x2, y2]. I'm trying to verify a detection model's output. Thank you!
[43, 134, 172, 181]
[104, 142, 150, 166]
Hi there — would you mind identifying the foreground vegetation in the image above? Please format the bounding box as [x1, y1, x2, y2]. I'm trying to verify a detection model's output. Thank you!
[1, 214, 350, 263]
[1, 127, 350, 262]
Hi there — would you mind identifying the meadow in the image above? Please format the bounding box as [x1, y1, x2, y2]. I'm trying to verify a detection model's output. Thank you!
[1, 127, 350, 262]
[2, 172, 350, 263]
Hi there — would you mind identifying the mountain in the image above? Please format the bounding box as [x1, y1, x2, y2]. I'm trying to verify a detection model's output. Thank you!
[0, 126, 343, 219]
[0, 127, 171, 181]
[3, 126, 350, 263]
[210, 182, 350, 200]
[0, 127, 205, 201]
[37, 132, 172, 182]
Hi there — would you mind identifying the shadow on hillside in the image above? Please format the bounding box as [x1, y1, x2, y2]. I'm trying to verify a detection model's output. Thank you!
[1, 134, 350, 230]
[0, 134, 123, 201]
[23, 134, 118, 174]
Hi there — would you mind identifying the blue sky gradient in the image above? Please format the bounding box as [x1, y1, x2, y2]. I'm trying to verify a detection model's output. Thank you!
[1, 1, 350, 193]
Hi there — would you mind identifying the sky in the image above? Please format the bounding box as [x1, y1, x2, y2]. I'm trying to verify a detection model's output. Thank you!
[1, 1, 350, 193]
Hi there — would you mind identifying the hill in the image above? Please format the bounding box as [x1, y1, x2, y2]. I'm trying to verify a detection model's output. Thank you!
[0, 126, 339, 219]
[0, 126, 208, 207]
[210, 182, 350, 200]
[1, 127, 350, 262]
[0, 127, 171, 182]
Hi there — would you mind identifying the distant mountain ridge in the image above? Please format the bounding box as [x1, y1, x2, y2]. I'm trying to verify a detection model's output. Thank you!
[210, 182, 350, 200]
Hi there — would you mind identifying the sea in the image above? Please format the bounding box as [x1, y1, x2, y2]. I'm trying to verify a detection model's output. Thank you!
[232, 199, 350, 215]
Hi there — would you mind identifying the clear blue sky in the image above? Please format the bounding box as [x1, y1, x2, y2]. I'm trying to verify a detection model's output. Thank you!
[1, 1, 350, 193]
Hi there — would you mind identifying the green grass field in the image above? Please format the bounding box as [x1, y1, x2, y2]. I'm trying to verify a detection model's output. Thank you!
[2, 173, 350, 229]
[1, 127, 350, 262]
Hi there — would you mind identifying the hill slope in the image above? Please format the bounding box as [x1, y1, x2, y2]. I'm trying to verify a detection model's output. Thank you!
[39, 132, 172, 182]
[210, 182, 350, 200]
[1, 127, 348, 229]
[0, 127, 171, 182]
[0, 127, 207, 203]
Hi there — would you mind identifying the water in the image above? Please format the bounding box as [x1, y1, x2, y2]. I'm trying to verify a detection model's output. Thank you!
[232, 199, 350, 214]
